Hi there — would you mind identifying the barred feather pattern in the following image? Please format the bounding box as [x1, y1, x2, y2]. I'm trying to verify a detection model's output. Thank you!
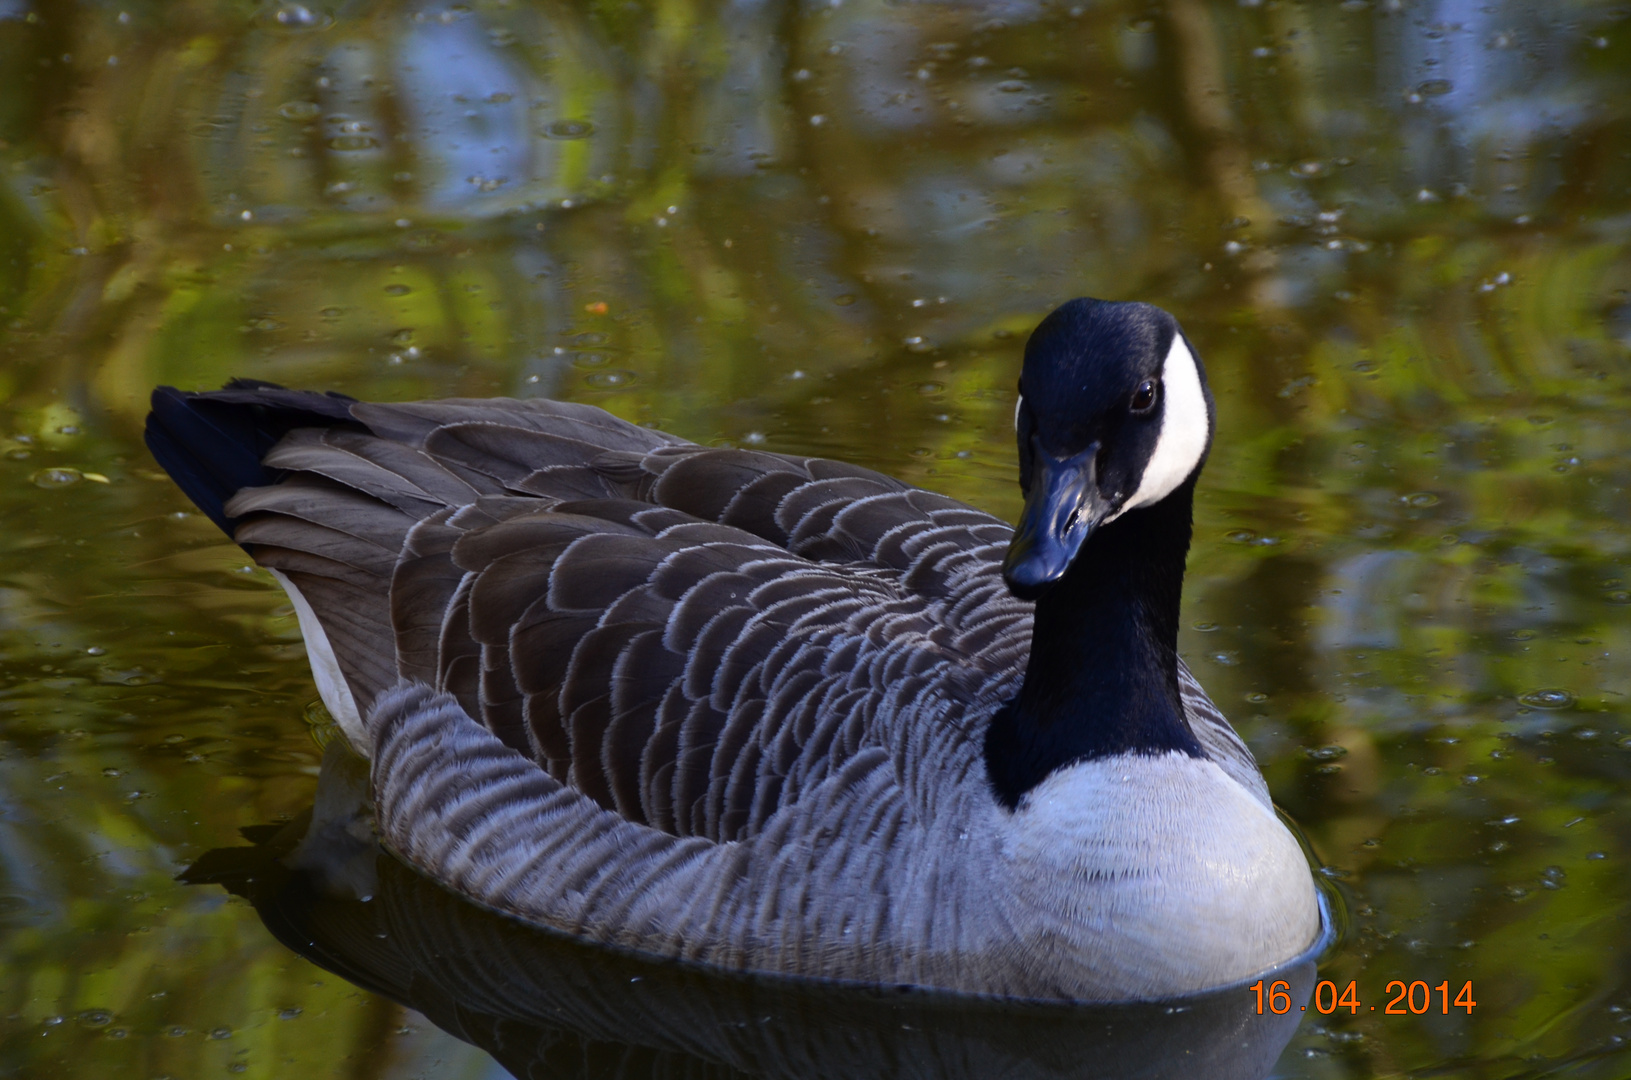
[211, 393, 1300, 998]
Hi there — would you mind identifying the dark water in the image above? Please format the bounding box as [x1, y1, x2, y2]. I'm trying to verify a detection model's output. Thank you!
[1, 1, 1629, 1077]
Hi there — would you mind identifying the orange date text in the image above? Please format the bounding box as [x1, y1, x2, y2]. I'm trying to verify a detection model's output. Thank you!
[1250, 979, 1477, 1015]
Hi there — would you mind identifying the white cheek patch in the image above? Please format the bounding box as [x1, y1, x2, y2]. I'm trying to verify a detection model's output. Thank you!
[1111, 336, 1210, 519]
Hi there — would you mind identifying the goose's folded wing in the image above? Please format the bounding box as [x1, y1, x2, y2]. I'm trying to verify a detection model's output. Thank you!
[396, 483, 1032, 845]
[194, 391, 1032, 843]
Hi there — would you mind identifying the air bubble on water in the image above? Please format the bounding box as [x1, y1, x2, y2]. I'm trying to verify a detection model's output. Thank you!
[267, 4, 330, 30]
[32, 467, 83, 489]
[1518, 688, 1574, 710]
[543, 119, 595, 139]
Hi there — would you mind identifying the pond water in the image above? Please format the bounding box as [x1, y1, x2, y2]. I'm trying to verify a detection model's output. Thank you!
[1, 0, 1629, 1077]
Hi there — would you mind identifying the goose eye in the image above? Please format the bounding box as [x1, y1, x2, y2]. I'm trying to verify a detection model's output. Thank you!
[1130, 379, 1158, 414]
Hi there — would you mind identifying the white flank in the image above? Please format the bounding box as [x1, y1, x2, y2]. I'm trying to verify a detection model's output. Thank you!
[1013, 392, 1025, 432]
[1113, 335, 1209, 518]
[267, 568, 370, 755]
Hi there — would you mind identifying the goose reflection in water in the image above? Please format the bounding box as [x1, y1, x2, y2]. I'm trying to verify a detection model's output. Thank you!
[184, 746, 1324, 1080]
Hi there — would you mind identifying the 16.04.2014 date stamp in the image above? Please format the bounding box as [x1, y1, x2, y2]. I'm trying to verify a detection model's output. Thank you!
[1251, 979, 1477, 1015]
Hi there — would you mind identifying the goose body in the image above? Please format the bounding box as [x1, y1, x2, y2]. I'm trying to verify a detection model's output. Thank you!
[146, 298, 1320, 1001]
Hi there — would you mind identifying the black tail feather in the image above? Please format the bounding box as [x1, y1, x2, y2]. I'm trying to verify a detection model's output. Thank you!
[143, 380, 361, 539]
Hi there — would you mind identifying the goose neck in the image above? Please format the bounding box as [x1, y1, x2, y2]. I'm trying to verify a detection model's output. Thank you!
[985, 478, 1203, 807]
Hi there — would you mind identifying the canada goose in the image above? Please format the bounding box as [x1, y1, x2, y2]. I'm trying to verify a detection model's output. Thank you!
[145, 297, 1321, 1001]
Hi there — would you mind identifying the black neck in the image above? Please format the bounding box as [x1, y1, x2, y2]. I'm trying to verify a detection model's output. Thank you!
[984, 477, 1204, 809]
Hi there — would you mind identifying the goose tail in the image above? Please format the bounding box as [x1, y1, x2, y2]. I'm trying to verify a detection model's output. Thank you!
[143, 379, 360, 539]
[144, 381, 399, 753]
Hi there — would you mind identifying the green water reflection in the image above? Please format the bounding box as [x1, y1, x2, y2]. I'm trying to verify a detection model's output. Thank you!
[1, 0, 1629, 1076]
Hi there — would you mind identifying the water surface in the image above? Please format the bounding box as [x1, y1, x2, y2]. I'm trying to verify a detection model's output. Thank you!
[1, 1, 1630, 1077]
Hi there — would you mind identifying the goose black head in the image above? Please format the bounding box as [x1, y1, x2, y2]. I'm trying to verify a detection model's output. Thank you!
[1003, 298, 1215, 599]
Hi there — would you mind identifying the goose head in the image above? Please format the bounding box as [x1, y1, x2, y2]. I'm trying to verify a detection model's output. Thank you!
[1003, 298, 1215, 600]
